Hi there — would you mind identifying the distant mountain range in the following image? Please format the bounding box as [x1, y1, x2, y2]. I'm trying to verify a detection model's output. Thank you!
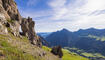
[38, 28, 105, 56]
[37, 32, 52, 38]
[74, 28, 105, 36]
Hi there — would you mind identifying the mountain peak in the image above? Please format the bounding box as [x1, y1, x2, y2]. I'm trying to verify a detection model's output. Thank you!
[61, 28, 70, 32]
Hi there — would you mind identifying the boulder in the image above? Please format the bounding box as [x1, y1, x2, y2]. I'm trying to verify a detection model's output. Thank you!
[51, 46, 63, 58]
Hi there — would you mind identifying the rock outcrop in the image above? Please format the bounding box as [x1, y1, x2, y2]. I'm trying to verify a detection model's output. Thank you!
[0, 0, 22, 36]
[21, 17, 42, 47]
[0, 0, 21, 22]
[51, 46, 63, 58]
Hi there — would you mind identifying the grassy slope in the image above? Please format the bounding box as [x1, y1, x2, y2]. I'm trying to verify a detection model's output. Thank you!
[82, 53, 105, 58]
[88, 35, 105, 41]
[0, 34, 59, 60]
[62, 49, 89, 60]
[0, 33, 91, 60]
[64, 47, 105, 59]
[42, 46, 89, 60]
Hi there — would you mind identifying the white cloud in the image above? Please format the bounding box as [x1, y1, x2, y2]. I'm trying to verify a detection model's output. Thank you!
[85, 0, 105, 11]
[18, 0, 105, 32]
[39, 0, 105, 32]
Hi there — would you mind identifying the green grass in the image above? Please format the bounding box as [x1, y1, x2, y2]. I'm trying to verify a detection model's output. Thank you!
[7, 27, 12, 33]
[62, 49, 89, 60]
[42, 46, 51, 52]
[64, 47, 105, 59]
[9, 33, 29, 42]
[88, 35, 105, 41]
[7, 20, 15, 24]
[0, 39, 35, 60]
[82, 52, 105, 58]
[42, 46, 89, 60]
[0, 34, 45, 60]
[82, 53, 95, 57]
[0, 31, 60, 60]
[0, 34, 91, 60]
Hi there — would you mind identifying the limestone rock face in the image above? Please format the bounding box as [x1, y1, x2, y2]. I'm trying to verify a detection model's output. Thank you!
[9, 21, 20, 36]
[0, 14, 8, 34]
[0, 0, 10, 20]
[21, 17, 42, 47]
[0, 0, 21, 36]
[0, 0, 22, 22]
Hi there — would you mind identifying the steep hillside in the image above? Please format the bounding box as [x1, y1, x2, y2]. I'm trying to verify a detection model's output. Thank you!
[0, 33, 59, 60]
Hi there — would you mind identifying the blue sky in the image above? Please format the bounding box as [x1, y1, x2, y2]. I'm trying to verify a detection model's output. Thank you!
[15, 0, 105, 32]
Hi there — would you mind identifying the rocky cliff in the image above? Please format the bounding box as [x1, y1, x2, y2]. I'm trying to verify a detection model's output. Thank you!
[0, 0, 41, 47]
[0, 0, 21, 36]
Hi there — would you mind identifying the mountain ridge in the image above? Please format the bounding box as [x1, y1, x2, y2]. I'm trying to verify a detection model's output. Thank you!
[45, 28, 105, 58]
